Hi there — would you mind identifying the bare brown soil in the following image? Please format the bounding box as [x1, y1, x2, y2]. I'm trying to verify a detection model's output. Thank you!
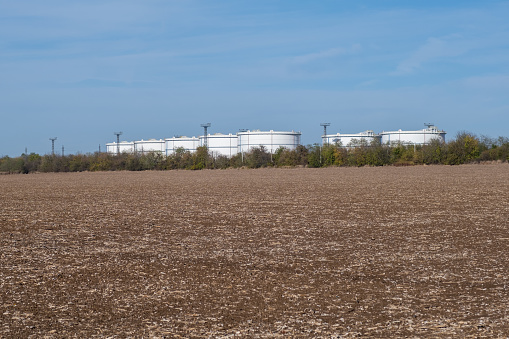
[1, 164, 509, 337]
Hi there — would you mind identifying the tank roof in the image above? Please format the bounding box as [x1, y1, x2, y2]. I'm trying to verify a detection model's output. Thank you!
[237, 130, 301, 135]
[380, 127, 446, 134]
[326, 130, 377, 137]
[165, 136, 198, 140]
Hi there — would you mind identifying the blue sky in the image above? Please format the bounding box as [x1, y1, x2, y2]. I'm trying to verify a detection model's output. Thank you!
[1, 0, 508, 156]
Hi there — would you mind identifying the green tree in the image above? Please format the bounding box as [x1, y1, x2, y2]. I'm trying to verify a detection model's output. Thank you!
[164, 147, 191, 169]
[365, 140, 390, 166]
[89, 153, 114, 171]
[229, 153, 243, 168]
[212, 155, 231, 169]
[347, 140, 369, 167]
[190, 146, 209, 170]
[244, 146, 272, 168]
[139, 152, 164, 170]
[0, 156, 24, 173]
[446, 132, 480, 165]
[68, 154, 88, 172]
[39, 155, 58, 172]
[23, 153, 42, 173]
[125, 154, 143, 171]
[419, 139, 446, 164]
[306, 144, 322, 168]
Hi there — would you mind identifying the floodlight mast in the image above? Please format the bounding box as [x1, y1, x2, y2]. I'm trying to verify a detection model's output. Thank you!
[320, 123, 331, 145]
[49, 137, 57, 155]
[201, 123, 211, 147]
[114, 132, 123, 155]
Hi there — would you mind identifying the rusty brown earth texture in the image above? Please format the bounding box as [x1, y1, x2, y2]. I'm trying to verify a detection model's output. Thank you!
[1, 164, 509, 337]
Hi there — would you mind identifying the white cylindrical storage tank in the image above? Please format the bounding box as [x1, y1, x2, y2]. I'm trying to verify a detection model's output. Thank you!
[380, 126, 446, 145]
[200, 133, 238, 158]
[106, 143, 116, 154]
[237, 130, 301, 154]
[106, 141, 135, 154]
[323, 130, 380, 147]
[134, 139, 165, 154]
[165, 136, 200, 155]
[118, 141, 135, 153]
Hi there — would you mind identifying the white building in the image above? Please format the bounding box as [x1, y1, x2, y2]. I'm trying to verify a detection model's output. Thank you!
[134, 139, 165, 154]
[165, 136, 200, 155]
[200, 133, 238, 158]
[323, 130, 380, 147]
[106, 141, 135, 154]
[105, 123, 446, 157]
[237, 130, 301, 154]
[380, 126, 446, 145]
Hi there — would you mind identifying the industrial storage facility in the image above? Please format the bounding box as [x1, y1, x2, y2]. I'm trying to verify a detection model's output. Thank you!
[322, 130, 379, 146]
[106, 129, 302, 158]
[380, 125, 446, 145]
[106, 124, 446, 156]
[237, 130, 301, 154]
[106, 141, 134, 154]
[323, 125, 447, 147]
[134, 139, 165, 154]
[200, 133, 238, 158]
[165, 136, 200, 155]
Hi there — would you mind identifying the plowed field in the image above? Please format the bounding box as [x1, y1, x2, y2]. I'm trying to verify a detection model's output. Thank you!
[1, 164, 509, 337]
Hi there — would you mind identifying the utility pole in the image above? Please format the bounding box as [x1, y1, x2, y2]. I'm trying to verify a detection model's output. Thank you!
[49, 137, 57, 155]
[200, 123, 211, 147]
[113, 132, 122, 155]
[62, 146, 65, 157]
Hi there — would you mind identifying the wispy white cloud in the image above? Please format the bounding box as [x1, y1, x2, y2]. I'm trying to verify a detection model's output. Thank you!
[394, 34, 472, 75]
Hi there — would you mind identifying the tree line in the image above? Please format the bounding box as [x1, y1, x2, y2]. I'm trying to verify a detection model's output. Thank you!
[1, 132, 508, 174]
